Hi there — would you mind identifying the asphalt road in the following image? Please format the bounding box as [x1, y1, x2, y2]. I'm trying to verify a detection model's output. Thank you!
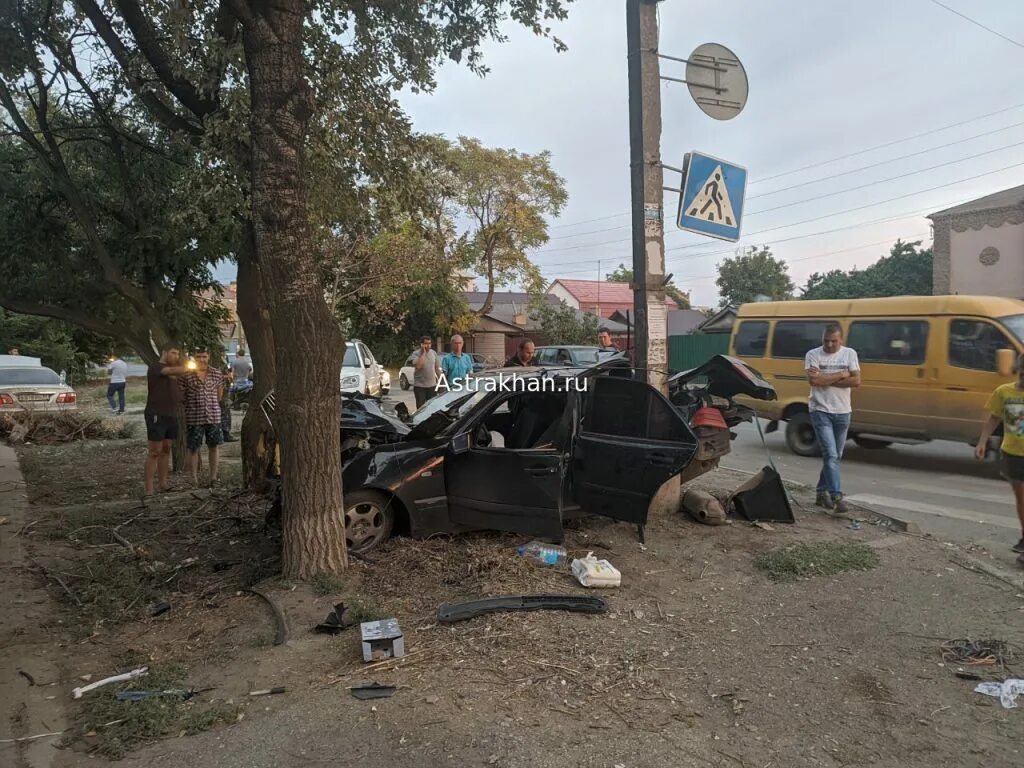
[724, 421, 1023, 570]
[383, 385, 1022, 569]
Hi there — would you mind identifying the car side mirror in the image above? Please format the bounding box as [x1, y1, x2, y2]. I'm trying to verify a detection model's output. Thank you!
[996, 348, 1016, 377]
[450, 432, 471, 455]
[364, 359, 372, 368]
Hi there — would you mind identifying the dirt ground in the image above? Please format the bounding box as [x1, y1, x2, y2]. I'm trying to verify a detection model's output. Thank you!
[3, 432, 1023, 768]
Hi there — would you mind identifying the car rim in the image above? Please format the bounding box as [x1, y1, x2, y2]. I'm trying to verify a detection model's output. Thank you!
[797, 422, 816, 448]
[345, 499, 388, 552]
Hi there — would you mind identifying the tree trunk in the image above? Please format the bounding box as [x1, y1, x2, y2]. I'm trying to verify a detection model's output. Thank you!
[242, 2, 347, 578]
[235, 229, 277, 490]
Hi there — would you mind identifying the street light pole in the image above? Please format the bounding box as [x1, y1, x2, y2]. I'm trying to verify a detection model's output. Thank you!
[627, 0, 668, 392]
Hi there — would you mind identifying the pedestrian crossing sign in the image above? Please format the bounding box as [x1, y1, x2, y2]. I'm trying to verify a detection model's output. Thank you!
[676, 152, 747, 241]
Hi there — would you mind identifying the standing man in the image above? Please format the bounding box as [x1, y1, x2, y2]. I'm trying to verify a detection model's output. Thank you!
[144, 342, 188, 496]
[598, 329, 619, 353]
[505, 339, 536, 367]
[412, 335, 441, 409]
[106, 355, 128, 415]
[975, 353, 1024, 554]
[220, 356, 236, 442]
[181, 349, 226, 486]
[440, 334, 474, 390]
[231, 346, 253, 382]
[805, 324, 861, 512]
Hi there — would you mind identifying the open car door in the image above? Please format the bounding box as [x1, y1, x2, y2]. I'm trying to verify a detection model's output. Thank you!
[571, 376, 697, 526]
[444, 397, 566, 541]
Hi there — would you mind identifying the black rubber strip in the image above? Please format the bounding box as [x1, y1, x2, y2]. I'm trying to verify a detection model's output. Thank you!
[437, 594, 609, 623]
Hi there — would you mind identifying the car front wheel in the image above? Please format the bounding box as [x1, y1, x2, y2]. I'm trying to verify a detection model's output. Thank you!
[399, 373, 410, 390]
[785, 411, 821, 457]
[344, 490, 395, 554]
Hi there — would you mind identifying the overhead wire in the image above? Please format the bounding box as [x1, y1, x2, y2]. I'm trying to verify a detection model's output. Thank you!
[925, 0, 1024, 49]
[541, 100, 1024, 232]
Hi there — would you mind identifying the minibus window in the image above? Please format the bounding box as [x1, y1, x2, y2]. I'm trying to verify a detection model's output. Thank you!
[950, 319, 1014, 372]
[848, 321, 928, 364]
[734, 321, 769, 357]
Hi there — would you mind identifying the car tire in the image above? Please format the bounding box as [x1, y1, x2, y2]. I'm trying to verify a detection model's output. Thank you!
[785, 411, 821, 457]
[853, 436, 891, 449]
[399, 373, 410, 390]
[343, 489, 395, 554]
[381, 386, 390, 395]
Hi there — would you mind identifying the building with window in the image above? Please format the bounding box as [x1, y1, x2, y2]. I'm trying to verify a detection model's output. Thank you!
[548, 279, 680, 319]
[928, 184, 1024, 298]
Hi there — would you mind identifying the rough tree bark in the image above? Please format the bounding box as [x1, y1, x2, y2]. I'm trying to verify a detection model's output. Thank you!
[241, 0, 347, 577]
[235, 229, 278, 490]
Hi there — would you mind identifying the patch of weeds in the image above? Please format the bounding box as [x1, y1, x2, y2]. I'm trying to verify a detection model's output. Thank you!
[65, 661, 236, 760]
[311, 573, 346, 596]
[346, 597, 387, 624]
[114, 421, 138, 439]
[56, 550, 159, 624]
[755, 541, 880, 582]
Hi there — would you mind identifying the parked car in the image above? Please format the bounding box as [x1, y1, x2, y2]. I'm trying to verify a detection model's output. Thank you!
[399, 351, 489, 390]
[728, 295, 1024, 456]
[379, 369, 391, 395]
[335, 355, 775, 553]
[0, 356, 78, 412]
[533, 345, 622, 367]
[341, 340, 386, 396]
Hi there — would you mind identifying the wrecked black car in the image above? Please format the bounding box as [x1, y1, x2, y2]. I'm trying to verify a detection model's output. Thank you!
[337, 355, 775, 553]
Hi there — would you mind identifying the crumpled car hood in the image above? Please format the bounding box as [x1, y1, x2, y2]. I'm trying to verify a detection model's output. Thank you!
[341, 394, 410, 436]
[667, 355, 776, 402]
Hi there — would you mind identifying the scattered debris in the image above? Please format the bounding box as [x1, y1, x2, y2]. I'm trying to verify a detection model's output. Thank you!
[248, 687, 287, 697]
[115, 688, 214, 702]
[974, 678, 1024, 709]
[729, 466, 795, 523]
[148, 600, 172, 617]
[0, 411, 130, 445]
[315, 601, 355, 634]
[0, 730, 67, 744]
[941, 638, 1015, 667]
[361, 619, 405, 662]
[17, 669, 36, 686]
[848, 521, 862, 531]
[72, 666, 148, 699]
[681, 488, 727, 526]
[437, 595, 609, 623]
[516, 541, 568, 565]
[571, 553, 622, 588]
[350, 682, 397, 700]
[246, 587, 288, 646]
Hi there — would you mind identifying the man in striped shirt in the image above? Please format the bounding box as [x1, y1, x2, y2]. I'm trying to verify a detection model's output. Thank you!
[181, 349, 225, 486]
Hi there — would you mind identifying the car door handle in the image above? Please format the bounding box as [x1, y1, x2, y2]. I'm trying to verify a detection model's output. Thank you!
[526, 466, 557, 476]
[945, 386, 969, 391]
[649, 453, 675, 466]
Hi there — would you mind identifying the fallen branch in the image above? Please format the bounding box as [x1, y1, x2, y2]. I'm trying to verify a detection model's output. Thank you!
[0, 730, 67, 744]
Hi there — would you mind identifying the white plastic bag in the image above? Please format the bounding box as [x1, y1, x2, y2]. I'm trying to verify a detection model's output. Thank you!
[974, 678, 1024, 709]
[571, 552, 621, 588]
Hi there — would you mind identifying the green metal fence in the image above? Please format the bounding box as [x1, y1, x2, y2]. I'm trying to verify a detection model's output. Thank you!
[668, 333, 730, 372]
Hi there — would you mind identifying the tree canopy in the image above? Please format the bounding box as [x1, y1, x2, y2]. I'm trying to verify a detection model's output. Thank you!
[715, 246, 794, 306]
[531, 300, 599, 345]
[605, 263, 691, 309]
[799, 240, 933, 300]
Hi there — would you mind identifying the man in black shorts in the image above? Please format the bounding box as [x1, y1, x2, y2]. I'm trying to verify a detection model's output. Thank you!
[144, 343, 188, 496]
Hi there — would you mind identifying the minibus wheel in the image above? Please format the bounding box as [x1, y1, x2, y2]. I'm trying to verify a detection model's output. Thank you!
[785, 412, 820, 457]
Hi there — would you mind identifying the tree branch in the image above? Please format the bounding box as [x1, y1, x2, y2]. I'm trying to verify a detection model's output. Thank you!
[74, 0, 203, 136]
[0, 294, 128, 342]
[111, 0, 219, 117]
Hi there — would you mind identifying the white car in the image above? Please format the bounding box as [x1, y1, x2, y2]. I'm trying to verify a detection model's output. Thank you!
[0, 355, 77, 412]
[340, 341, 386, 396]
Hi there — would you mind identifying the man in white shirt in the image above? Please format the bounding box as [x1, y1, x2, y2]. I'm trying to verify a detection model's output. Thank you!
[106, 355, 129, 415]
[804, 324, 861, 512]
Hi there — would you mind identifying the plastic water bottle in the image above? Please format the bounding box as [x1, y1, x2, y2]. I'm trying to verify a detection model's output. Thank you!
[516, 541, 568, 566]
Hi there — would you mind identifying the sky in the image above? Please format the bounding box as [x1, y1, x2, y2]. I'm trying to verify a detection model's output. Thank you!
[216, 0, 1024, 307]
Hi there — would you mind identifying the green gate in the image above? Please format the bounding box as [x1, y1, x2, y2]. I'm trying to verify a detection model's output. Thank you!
[668, 334, 730, 372]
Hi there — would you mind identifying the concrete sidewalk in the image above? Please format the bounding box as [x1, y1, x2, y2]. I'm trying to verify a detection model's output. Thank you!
[0, 444, 67, 767]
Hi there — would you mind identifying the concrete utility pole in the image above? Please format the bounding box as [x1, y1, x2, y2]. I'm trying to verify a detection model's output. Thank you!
[627, 0, 668, 394]
[627, 0, 677, 521]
